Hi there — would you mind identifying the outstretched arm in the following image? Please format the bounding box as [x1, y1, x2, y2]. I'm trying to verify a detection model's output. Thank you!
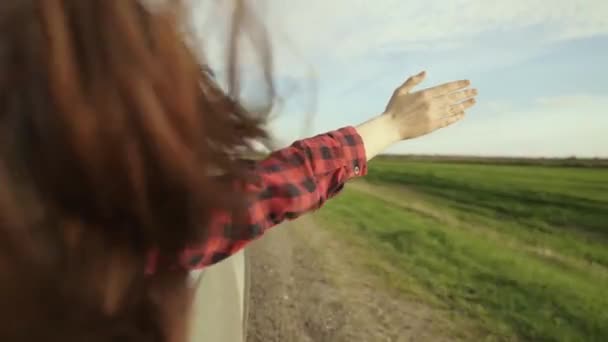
[150, 71, 478, 272]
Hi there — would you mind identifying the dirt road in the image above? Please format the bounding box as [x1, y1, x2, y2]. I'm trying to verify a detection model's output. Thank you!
[246, 217, 456, 342]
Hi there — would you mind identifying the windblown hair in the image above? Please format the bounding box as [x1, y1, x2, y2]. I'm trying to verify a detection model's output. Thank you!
[0, 0, 270, 340]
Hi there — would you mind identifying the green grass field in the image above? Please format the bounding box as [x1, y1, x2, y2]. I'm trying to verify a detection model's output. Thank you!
[314, 158, 608, 341]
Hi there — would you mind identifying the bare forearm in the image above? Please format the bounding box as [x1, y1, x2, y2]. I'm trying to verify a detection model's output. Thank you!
[354, 114, 400, 161]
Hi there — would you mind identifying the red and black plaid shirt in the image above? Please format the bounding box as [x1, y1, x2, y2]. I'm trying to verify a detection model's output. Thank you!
[145, 126, 367, 274]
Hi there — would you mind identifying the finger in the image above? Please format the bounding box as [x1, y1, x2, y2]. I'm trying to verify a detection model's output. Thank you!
[398, 70, 426, 94]
[446, 88, 477, 103]
[440, 112, 465, 128]
[448, 98, 477, 113]
[422, 79, 470, 97]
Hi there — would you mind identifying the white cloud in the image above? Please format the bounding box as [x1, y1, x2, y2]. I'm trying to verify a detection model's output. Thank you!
[390, 94, 608, 157]
[191, 0, 608, 84]
[263, 0, 608, 61]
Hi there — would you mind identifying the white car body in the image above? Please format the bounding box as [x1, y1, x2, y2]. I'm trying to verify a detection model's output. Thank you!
[188, 250, 250, 342]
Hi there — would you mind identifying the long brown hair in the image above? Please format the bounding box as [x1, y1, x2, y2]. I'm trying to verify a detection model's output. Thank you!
[0, 0, 271, 340]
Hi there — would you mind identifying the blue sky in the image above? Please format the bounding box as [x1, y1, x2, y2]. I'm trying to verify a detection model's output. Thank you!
[195, 0, 608, 157]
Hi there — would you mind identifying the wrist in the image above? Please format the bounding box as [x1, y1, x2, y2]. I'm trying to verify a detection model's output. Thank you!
[377, 113, 402, 143]
[354, 114, 400, 161]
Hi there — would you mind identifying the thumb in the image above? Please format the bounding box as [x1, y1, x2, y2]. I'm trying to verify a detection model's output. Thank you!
[398, 71, 426, 95]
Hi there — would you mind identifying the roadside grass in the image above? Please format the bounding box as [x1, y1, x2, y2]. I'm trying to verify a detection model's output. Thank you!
[314, 159, 608, 341]
[367, 161, 608, 267]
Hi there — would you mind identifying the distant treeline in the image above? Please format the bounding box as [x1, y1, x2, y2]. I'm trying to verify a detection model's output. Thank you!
[375, 154, 608, 168]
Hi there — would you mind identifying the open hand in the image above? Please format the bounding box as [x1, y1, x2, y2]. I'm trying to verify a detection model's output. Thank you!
[384, 71, 477, 140]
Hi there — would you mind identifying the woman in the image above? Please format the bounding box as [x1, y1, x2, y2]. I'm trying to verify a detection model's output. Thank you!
[0, 0, 477, 341]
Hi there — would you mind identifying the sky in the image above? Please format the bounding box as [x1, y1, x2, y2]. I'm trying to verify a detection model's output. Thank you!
[193, 0, 608, 157]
